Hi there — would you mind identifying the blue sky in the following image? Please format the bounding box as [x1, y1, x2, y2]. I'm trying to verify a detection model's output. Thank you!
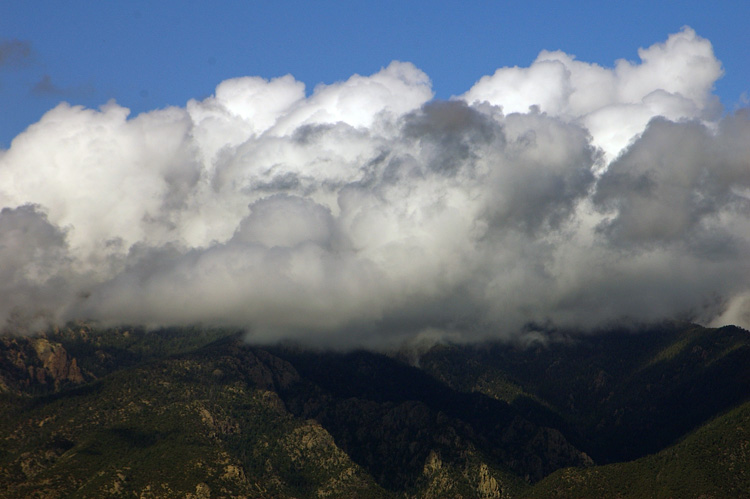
[1, 1, 748, 148]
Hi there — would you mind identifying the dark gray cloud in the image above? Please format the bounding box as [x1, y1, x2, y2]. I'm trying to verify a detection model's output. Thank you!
[595, 114, 750, 252]
[401, 100, 500, 176]
[0, 205, 77, 333]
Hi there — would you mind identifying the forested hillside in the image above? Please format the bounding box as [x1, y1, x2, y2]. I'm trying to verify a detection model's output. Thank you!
[1, 322, 748, 497]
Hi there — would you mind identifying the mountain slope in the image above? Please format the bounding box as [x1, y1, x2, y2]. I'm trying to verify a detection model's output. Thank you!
[1, 327, 571, 498]
[1, 332, 387, 498]
[1, 322, 748, 497]
[418, 322, 750, 464]
[526, 400, 750, 498]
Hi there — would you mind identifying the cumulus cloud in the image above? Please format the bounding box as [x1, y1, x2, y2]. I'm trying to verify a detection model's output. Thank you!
[0, 205, 74, 333]
[461, 27, 723, 164]
[1, 31, 749, 346]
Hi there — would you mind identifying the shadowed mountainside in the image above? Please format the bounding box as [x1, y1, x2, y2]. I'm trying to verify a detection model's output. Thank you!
[1, 322, 748, 497]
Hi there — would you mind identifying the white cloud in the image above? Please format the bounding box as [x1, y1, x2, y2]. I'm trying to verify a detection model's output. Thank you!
[461, 27, 723, 164]
[1, 28, 749, 345]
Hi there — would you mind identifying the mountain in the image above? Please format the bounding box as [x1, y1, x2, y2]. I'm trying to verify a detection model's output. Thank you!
[1, 322, 748, 497]
[527, 399, 750, 498]
[417, 322, 750, 464]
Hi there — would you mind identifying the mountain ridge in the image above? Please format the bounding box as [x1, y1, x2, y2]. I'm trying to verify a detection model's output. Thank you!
[1, 322, 748, 497]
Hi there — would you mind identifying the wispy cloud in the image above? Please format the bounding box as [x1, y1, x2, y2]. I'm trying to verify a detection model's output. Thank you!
[0, 39, 33, 69]
[31, 74, 65, 96]
[30, 74, 95, 98]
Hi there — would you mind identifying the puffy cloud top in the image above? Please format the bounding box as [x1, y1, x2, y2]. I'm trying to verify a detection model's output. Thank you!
[1, 29, 749, 346]
[461, 27, 723, 164]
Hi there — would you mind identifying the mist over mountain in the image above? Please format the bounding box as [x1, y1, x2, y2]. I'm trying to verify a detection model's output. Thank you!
[1, 27, 750, 346]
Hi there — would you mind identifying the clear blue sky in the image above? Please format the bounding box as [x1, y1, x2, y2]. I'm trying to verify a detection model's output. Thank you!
[1, 0, 748, 148]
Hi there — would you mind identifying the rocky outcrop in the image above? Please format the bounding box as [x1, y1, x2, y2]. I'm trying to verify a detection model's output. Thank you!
[419, 450, 455, 498]
[0, 335, 84, 394]
[269, 347, 592, 493]
[477, 463, 501, 498]
[31, 338, 84, 385]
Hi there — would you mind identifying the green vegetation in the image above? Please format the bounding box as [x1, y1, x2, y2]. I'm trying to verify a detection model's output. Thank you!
[1, 322, 748, 497]
[526, 401, 750, 498]
[419, 322, 750, 465]
[0, 327, 389, 497]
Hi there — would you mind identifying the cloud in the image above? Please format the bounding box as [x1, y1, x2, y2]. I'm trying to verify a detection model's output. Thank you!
[0, 29, 749, 346]
[31, 75, 64, 96]
[0, 205, 78, 333]
[594, 115, 750, 249]
[0, 39, 33, 69]
[460, 27, 723, 164]
[30, 74, 96, 99]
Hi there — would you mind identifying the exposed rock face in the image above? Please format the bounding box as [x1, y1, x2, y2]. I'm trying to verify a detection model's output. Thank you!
[32, 338, 84, 385]
[477, 463, 501, 498]
[269, 347, 592, 493]
[0, 336, 85, 394]
[419, 450, 454, 498]
[186, 482, 211, 499]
